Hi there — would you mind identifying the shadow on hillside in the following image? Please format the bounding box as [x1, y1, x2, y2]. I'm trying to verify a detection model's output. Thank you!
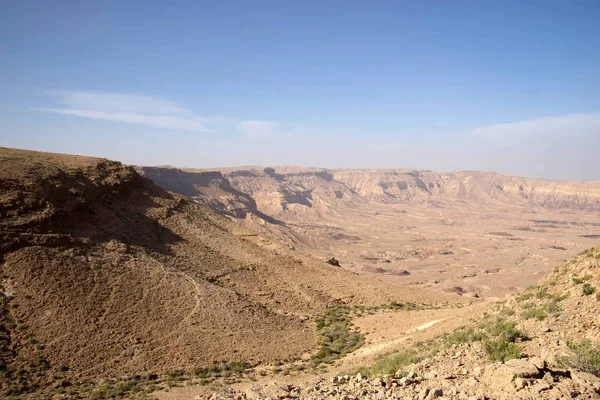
[1, 172, 185, 256]
[142, 168, 286, 226]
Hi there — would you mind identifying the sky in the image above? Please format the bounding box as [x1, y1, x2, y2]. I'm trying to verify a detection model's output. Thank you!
[1, 1, 599, 180]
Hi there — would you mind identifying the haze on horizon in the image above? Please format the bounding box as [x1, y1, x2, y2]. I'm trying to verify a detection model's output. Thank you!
[1, 1, 599, 181]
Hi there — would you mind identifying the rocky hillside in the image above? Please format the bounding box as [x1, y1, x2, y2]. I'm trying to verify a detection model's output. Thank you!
[189, 247, 600, 399]
[0, 148, 449, 398]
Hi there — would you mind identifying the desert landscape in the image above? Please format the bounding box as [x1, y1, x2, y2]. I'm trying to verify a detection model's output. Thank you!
[1, 147, 598, 399]
[3, 2, 600, 398]
[140, 166, 600, 300]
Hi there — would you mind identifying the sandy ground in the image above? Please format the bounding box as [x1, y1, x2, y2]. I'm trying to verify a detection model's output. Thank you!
[288, 200, 600, 300]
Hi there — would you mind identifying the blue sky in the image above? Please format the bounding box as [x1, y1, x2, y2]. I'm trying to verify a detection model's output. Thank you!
[1, 1, 599, 179]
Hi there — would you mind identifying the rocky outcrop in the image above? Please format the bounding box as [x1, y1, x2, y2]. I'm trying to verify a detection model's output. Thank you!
[137, 167, 281, 222]
[202, 357, 600, 399]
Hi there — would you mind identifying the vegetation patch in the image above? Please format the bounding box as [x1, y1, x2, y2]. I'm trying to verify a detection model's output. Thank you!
[521, 299, 561, 320]
[572, 275, 592, 285]
[558, 340, 600, 377]
[311, 307, 364, 365]
[352, 317, 527, 378]
[353, 349, 420, 378]
[522, 306, 547, 320]
[582, 284, 596, 296]
[516, 292, 533, 302]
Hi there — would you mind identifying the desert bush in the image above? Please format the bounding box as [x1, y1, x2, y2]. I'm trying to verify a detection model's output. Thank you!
[572, 275, 592, 285]
[485, 318, 527, 343]
[479, 318, 526, 362]
[521, 301, 535, 310]
[312, 307, 364, 365]
[545, 300, 562, 316]
[444, 326, 484, 346]
[523, 307, 547, 320]
[516, 292, 533, 302]
[582, 284, 596, 296]
[552, 292, 569, 302]
[558, 340, 600, 377]
[499, 307, 516, 317]
[536, 287, 551, 299]
[483, 338, 523, 362]
[353, 349, 420, 378]
[522, 299, 561, 320]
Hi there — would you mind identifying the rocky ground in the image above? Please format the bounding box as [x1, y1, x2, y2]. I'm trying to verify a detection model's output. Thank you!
[0, 148, 455, 399]
[159, 248, 600, 400]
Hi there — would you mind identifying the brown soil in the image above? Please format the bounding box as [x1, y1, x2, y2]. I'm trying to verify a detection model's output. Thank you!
[0, 148, 456, 396]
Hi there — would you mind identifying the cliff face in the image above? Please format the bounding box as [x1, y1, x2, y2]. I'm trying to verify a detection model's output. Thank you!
[332, 170, 600, 210]
[144, 166, 600, 218]
[137, 167, 269, 220]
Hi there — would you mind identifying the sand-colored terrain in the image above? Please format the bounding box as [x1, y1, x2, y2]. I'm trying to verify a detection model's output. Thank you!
[140, 166, 600, 300]
[1, 148, 454, 397]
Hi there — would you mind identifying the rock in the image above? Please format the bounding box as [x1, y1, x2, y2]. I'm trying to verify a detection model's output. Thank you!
[427, 388, 443, 399]
[514, 377, 525, 390]
[533, 381, 552, 393]
[504, 358, 542, 378]
[355, 372, 365, 381]
[418, 387, 430, 400]
[530, 356, 546, 370]
[326, 257, 341, 267]
[424, 370, 437, 379]
[482, 359, 542, 393]
[372, 378, 384, 387]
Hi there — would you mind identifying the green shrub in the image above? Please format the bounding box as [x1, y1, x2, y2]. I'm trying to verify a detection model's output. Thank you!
[573, 275, 592, 285]
[312, 307, 364, 365]
[523, 307, 547, 321]
[485, 318, 527, 343]
[516, 292, 533, 302]
[353, 349, 420, 378]
[483, 338, 523, 362]
[583, 284, 596, 296]
[551, 293, 569, 302]
[536, 287, 551, 299]
[544, 300, 562, 316]
[558, 340, 600, 377]
[444, 326, 484, 346]
[499, 307, 516, 317]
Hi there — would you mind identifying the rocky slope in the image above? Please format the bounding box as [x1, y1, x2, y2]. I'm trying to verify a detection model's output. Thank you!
[1, 148, 449, 398]
[185, 247, 600, 399]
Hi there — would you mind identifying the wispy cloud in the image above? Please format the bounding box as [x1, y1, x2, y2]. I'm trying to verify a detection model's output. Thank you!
[470, 113, 600, 139]
[37, 91, 211, 132]
[237, 120, 275, 138]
